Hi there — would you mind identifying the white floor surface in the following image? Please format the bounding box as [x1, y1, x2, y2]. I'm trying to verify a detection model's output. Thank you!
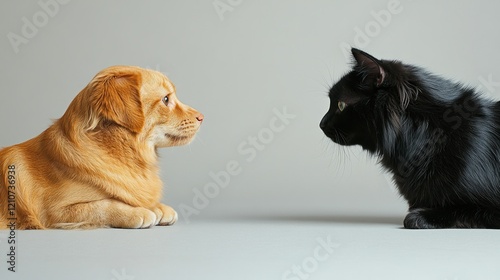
[1, 216, 499, 280]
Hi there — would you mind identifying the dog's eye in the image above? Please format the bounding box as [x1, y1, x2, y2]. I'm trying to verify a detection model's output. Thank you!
[162, 96, 169, 105]
[338, 101, 347, 112]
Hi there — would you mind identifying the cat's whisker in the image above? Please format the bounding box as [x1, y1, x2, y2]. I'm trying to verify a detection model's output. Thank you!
[307, 62, 337, 97]
[319, 136, 333, 164]
[320, 136, 339, 171]
[321, 132, 349, 174]
[305, 77, 331, 97]
[337, 145, 350, 176]
[318, 47, 500, 229]
[322, 60, 336, 90]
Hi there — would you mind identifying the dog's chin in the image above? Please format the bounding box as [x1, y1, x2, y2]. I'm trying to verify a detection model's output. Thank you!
[163, 133, 195, 147]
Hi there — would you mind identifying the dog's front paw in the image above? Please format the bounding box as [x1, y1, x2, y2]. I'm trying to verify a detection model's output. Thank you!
[127, 207, 157, 229]
[404, 209, 438, 229]
[152, 204, 178, 226]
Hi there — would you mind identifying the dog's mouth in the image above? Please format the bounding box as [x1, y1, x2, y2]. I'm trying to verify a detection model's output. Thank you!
[165, 133, 192, 142]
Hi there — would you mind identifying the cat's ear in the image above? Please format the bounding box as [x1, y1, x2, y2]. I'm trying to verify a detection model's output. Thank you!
[351, 48, 386, 88]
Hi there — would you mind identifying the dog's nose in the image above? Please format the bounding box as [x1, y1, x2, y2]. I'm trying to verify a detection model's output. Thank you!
[196, 113, 204, 122]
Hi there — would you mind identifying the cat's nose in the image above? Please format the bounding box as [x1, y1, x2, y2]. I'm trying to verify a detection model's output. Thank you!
[320, 115, 328, 130]
[196, 113, 204, 122]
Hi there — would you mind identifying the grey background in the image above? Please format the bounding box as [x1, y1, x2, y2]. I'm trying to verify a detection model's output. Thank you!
[3, 2, 500, 280]
[1, 0, 500, 222]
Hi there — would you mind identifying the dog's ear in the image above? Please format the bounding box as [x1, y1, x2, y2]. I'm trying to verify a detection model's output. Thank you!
[88, 68, 145, 133]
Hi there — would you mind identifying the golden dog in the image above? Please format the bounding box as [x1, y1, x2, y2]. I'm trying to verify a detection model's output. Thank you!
[0, 66, 203, 229]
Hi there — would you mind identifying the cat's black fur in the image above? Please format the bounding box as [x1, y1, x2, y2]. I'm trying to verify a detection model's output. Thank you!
[320, 48, 500, 229]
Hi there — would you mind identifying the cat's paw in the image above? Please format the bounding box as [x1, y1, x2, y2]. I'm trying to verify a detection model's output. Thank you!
[152, 204, 178, 226]
[404, 209, 438, 229]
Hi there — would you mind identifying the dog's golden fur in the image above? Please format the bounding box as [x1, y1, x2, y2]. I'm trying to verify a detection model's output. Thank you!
[0, 66, 203, 229]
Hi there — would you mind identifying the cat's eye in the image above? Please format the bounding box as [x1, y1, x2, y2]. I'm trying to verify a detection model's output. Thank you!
[338, 101, 347, 112]
[162, 96, 169, 105]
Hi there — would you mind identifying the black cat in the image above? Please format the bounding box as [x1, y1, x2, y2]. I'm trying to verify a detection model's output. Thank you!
[320, 48, 500, 229]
